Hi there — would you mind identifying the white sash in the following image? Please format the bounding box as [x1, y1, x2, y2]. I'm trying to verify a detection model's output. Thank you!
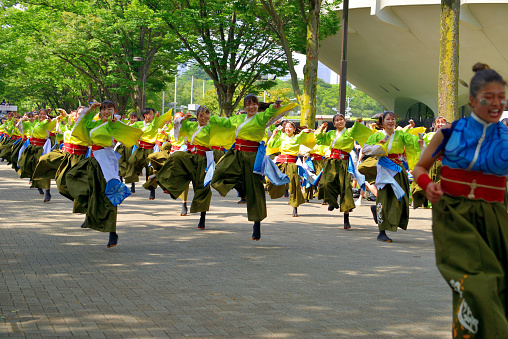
[332, 128, 347, 148]
[190, 125, 205, 145]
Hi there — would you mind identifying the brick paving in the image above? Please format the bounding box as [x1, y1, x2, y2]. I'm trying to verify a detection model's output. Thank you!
[0, 163, 452, 338]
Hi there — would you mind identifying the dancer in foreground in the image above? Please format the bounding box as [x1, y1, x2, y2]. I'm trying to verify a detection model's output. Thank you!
[414, 63, 508, 338]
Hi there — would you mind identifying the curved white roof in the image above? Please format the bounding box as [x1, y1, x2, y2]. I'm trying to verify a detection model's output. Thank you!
[319, 1, 508, 116]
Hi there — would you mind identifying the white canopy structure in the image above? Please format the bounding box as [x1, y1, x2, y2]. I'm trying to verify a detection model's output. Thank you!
[318, 0, 508, 118]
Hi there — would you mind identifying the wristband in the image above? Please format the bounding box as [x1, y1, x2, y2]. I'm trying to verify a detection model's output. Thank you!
[417, 173, 433, 191]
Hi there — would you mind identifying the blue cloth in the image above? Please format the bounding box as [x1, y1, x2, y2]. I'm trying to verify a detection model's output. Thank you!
[349, 154, 366, 191]
[253, 141, 266, 175]
[130, 144, 138, 156]
[264, 158, 290, 186]
[378, 156, 402, 173]
[17, 139, 31, 166]
[12, 138, 22, 146]
[204, 161, 216, 187]
[105, 178, 132, 206]
[85, 147, 91, 158]
[312, 169, 323, 186]
[376, 159, 405, 201]
[439, 115, 508, 176]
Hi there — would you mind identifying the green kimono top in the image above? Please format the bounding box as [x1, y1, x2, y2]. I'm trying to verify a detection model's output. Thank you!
[72, 111, 143, 148]
[423, 131, 435, 146]
[130, 110, 173, 144]
[5, 118, 19, 136]
[209, 103, 298, 148]
[23, 119, 57, 139]
[267, 130, 316, 156]
[19, 121, 34, 138]
[176, 119, 211, 148]
[309, 144, 330, 156]
[315, 122, 373, 153]
[365, 130, 421, 170]
[57, 118, 88, 146]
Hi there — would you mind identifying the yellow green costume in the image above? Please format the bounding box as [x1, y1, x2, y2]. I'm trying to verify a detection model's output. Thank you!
[66, 110, 143, 232]
[315, 122, 373, 212]
[266, 130, 315, 209]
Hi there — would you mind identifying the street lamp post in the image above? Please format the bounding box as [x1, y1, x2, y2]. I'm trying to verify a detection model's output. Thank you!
[133, 57, 147, 111]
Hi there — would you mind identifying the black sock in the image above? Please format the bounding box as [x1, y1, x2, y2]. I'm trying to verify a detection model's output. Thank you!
[252, 221, 261, 240]
[198, 211, 206, 228]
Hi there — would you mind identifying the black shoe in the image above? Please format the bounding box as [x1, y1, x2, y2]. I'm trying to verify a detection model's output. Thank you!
[344, 213, 351, 229]
[328, 204, 335, 211]
[377, 231, 393, 243]
[252, 222, 261, 241]
[181, 202, 188, 216]
[130, 183, 135, 193]
[107, 232, 118, 248]
[149, 188, 155, 200]
[284, 190, 289, 198]
[367, 192, 376, 201]
[370, 205, 378, 224]
[238, 198, 247, 204]
[38, 188, 44, 195]
[44, 189, 51, 202]
[198, 211, 206, 229]
[292, 207, 298, 217]
[305, 199, 309, 203]
[80, 221, 87, 228]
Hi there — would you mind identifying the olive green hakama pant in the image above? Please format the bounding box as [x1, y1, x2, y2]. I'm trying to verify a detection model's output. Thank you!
[116, 144, 132, 178]
[66, 157, 117, 232]
[433, 195, 508, 338]
[0, 138, 16, 160]
[375, 166, 410, 232]
[142, 149, 170, 190]
[411, 160, 442, 209]
[55, 152, 87, 213]
[266, 162, 305, 208]
[18, 144, 51, 190]
[212, 149, 266, 222]
[10, 139, 25, 171]
[304, 158, 324, 201]
[33, 149, 66, 181]
[157, 151, 211, 213]
[357, 156, 378, 184]
[124, 147, 154, 184]
[318, 158, 355, 212]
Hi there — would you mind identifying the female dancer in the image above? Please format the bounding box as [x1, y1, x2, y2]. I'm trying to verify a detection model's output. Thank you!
[362, 112, 420, 242]
[66, 100, 142, 247]
[304, 144, 328, 203]
[315, 115, 373, 228]
[266, 121, 314, 217]
[18, 109, 57, 202]
[117, 112, 139, 181]
[210, 95, 295, 240]
[125, 108, 173, 199]
[157, 106, 216, 228]
[410, 116, 447, 208]
[414, 63, 508, 338]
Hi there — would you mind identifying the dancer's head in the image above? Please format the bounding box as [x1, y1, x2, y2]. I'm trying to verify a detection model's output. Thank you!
[469, 63, 506, 123]
[196, 106, 210, 126]
[332, 113, 346, 130]
[100, 100, 117, 120]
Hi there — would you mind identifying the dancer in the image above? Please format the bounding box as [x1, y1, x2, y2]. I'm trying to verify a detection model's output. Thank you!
[125, 107, 172, 199]
[18, 109, 57, 202]
[315, 115, 373, 228]
[266, 121, 315, 217]
[157, 106, 213, 229]
[410, 116, 447, 209]
[362, 112, 421, 242]
[66, 100, 143, 247]
[304, 144, 328, 203]
[210, 95, 296, 240]
[414, 63, 508, 338]
[117, 112, 139, 181]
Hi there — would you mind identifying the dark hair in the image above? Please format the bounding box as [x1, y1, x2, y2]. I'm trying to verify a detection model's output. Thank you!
[142, 107, 154, 118]
[244, 94, 259, 107]
[38, 109, 48, 115]
[100, 100, 117, 111]
[378, 111, 397, 128]
[196, 106, 210, 117]
[470, 63, 507, 97]
[285, 121, 307, 135]
[332, 113, 346, 123]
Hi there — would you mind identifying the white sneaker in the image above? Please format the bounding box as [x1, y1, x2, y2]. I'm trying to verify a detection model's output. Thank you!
[355, 199, 362, 206]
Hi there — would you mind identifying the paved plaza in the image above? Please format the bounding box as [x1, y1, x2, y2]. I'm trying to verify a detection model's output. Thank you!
[0, 163, 452, 338]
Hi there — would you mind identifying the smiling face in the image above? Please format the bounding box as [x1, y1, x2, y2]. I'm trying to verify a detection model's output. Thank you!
[285, 122, 296, 136]
[100, 103, 117, 120]
[434, 117, 447, 130]
[143, 110, 154, 123]
[129, 114, 139, 124]
[333, 115, 346, 130]
[470, 82, 506, 124]
[382, 113, 396, 133]
[38, 110, 48, 121]
[197, 109, 211, 127]
[244, 97, 259, 117]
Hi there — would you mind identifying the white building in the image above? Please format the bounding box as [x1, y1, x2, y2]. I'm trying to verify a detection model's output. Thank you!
[318, 0, 508, 119]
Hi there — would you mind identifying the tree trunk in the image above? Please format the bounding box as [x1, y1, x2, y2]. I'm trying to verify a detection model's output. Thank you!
[438, 0, 460, 122]
[300, 0, 320, 129]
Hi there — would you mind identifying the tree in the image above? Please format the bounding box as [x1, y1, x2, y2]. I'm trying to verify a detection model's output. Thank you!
[247, 0, 341, 127]
[143, 0, 289, 116]
[0, 0, 182, 114]
[438, 0, 460, 122]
